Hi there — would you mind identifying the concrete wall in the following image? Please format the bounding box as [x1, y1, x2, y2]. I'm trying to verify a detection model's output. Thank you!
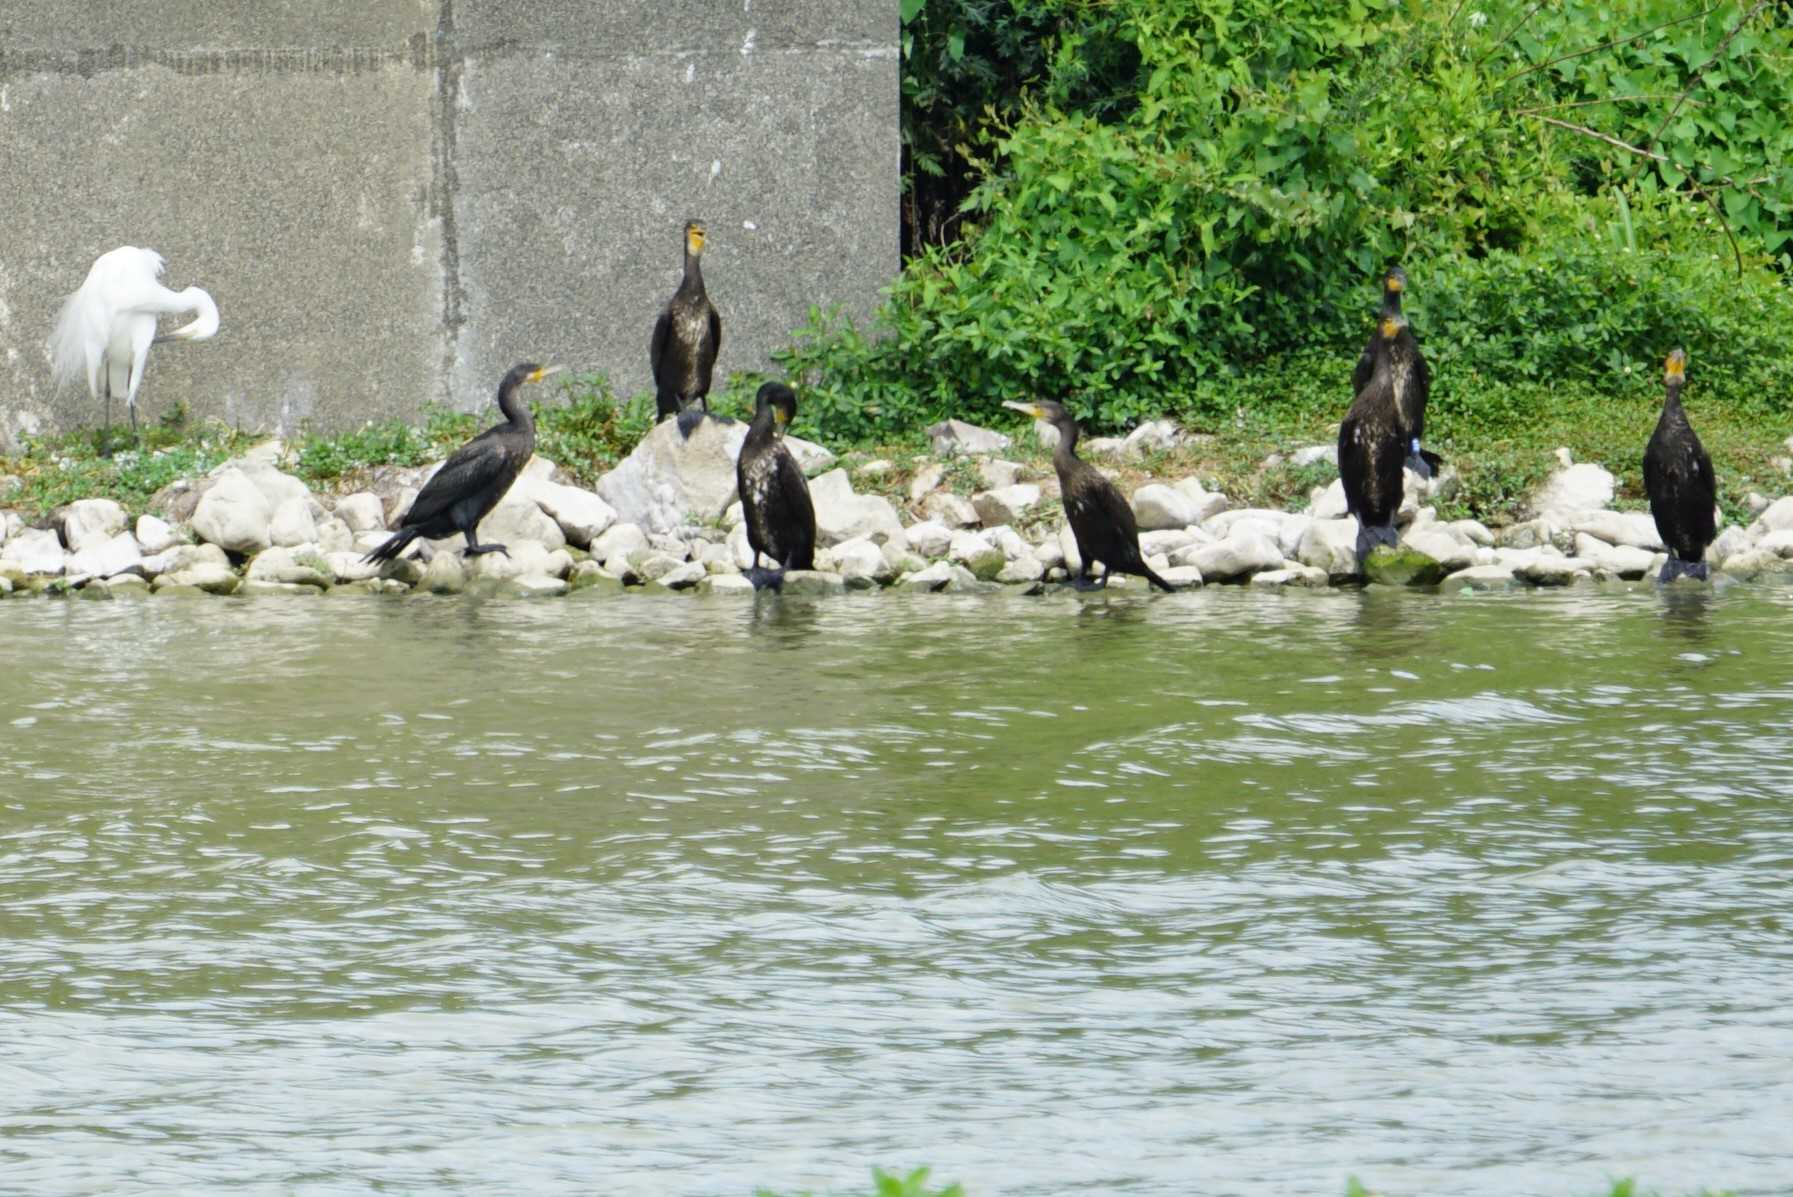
[0, 2, 897, 449]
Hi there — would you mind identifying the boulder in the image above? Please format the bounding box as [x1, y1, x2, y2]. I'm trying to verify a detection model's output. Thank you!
[1709, 524, 1755, 569]
[926, 419, 1010, 456]
[1578, 539, 1655, 580]
[67, 532, 143, 580]
[783, 435, 837, 476]
[192, 467, 274, 554]
[153, 562, 240, 594]
[1308, 478, 1349, 520]
[898, 519, 950, 560]
[1140, 528, 1204, 556]
[1569, 510, 1664, 551]
[1157, 564, 1204, 588]
[1401, 525, 1476, 572]
[2, 528, 68, 575]
[1440, 564, 1519, 593]
[478, 487, 567, 552]
[1132, 484, 1199, 531]
[1122, 418, 1181, 457]
[978, 459, 1023, 490]
[698, 573, 758, 595]
[1447, 519, 1495, 547]
[1297, 519, 1365, 578]
[420, 552, 467, 594]
[1363, 545, 1447, 586]
[898, 561, 974, 591]
[62, 498, 129, 552]
[1720, 548, 1793, 580]
[908, 463, 946, 502]
[504, 575, 570, 598]
[947, 530, 1007, 581]
[269, 498, 318, 548]
[87, 574, 151, 599]
[1514, 554, 1594, 586]
[132, 514, 180, 555]
[1534, 462, 1615, 518]
[996, 552, 1045, 583]
[781, 569, 847, 596]
[1057, 523, 1082, 574]
[809, 470, 904, 546]
[529, 479, 617, 548]
[592, 522, 649, 567]
[971, 484, 1040, 528]
[1249, 565, 1328, 589]
[334, 492, 387, 533]
[855, 459, 895, 480]
[919, 490, 980, 529]
[324, 551, 384, 584]
[595, 416, 748, 534]
[1754, 496, 1793, 535]
[246, 547, 332, 589]
[656, 561, 709, 590]
[831, 537, 894, 586]
[1175, 531, 1282, 582]
[1291, 443, 1337, 468]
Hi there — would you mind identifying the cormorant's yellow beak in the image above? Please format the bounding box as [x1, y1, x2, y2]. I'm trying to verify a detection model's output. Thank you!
[1002, 400, 1044, 419]
[528, 365, 565, 384]
[1379, 316, 1402, 339]
[1665, 349, 1686, 382]
[687, 226, 706, 254]
[1386, 274, 1404, 293]
[773, 406, 790, 427]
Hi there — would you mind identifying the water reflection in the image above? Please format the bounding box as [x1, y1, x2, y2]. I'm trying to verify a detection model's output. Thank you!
[1, 588, 1790, 1197]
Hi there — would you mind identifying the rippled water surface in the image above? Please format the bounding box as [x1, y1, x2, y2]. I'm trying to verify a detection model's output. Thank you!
[3, 585, 1792, 1196]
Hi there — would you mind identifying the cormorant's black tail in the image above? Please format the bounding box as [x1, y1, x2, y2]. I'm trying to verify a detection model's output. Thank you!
[1354, 521, 1399, 564]
[1140, 564, 1178, 593]
[743, 566, 785, 592]
[1658, 556, 1710, 584]
[362, 527, 421, 565]
[675, 407, 706, 439]
[1407, 448, 1444, 479]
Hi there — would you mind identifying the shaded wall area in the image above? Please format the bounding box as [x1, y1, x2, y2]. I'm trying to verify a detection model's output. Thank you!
[0, 2, 897, 449]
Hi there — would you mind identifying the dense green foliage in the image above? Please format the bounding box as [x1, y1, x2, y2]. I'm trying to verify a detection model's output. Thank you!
[789, 0, 1793, 440]
[0, 407, 258, 516]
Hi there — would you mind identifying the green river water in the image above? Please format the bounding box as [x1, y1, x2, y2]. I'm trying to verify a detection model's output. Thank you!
[2, 584, 1790, 1196]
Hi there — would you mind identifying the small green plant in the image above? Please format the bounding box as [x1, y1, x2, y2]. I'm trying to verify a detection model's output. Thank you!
[755, 1166, 964, 1197]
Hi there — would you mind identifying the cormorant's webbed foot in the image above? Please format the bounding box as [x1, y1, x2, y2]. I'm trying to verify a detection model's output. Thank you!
[1070, 572, 1102, 592]
[463, 543, 511, 558]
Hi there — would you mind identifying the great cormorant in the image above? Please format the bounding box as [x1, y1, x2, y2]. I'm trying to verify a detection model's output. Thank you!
[736, 381, 817, 591]
[649, 220, 721, 438]
[1643, 348, 1716, 583]
[1351, 265, 1437, 478]
[364, 363, 563, 564]
[1339, 315, 1412, 564]
[1003, 399, 1175, 592]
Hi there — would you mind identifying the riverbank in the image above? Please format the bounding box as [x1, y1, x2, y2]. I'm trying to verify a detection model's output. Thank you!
[6, 397, 1793, 601]
[754, 1173, 1731, 1197]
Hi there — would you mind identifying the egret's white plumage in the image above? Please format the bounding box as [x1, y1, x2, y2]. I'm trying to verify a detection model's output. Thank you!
[48, 246, 219, 439]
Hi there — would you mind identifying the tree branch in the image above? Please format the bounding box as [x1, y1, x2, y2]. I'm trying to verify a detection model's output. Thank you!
[1492, 4, 1723, 90]
[1626, 0, 1774, 186]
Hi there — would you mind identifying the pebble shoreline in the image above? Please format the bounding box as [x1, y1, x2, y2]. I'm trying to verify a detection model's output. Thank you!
[3, 417, 1787, 602]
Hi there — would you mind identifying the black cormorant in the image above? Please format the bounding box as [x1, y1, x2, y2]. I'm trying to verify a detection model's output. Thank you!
[649, 220, 721, 438]
[1003, 399, 1175, 592]
[1339, 314, 1412, 564]
[736, 382, 817, 591]
[1352, 265, 1438, 477]
[1643, 348, 1716, 583]
[364, 363, 563, 564]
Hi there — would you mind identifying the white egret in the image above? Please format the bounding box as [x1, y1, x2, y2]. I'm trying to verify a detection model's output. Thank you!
[47, 246, 220, 446]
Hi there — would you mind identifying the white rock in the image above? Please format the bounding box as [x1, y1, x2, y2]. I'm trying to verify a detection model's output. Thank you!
[153, 562, 239, 594]
[1309, 478, 1349, 520]
[898, 561, 973, 591]
[1535, 462, 1615, 518]
[1291, 444, 1337, 468]
[334, 492, 386, 533]
[1569, 510, 1664, 551]
[1057, 524, 1082, 574]
[908, 463, 945, 502]
[1132, 484, 1199, 531]
[420, 552, 466, 593]
[971, 483, 1040, 527]
[996, 552, 1045, 583]
[725, 522, 756, 570]
[67, 532, 142, 579]
[1176, 532, 1282, 581]
[1031, 419, 1060, 451]
[903, 519, 953, 559]
[926, 419, 1010, 456]
[1754, 496, 1793, 534]
[809, 469, 904, 546]
[1276, 514, 1313, 559]
[919, 490, 980, 529]
[1441, 564, 1519, 593]
[1402, 526, 1476, 572]
[948, 529, 1006, 580]
[529, 480, 617, 548]
[1206, 508, 1290, 536]
[134, 514, 181, 555]
[1082, 436, 1127, 458]
[1158, 564, 1204, 588]
[656, 561, 709, 590]
[478, 486, 567, 552]
[595, 417, 748, 534]
[1708, 524, 1755, 568]
[1140, 528, 1203, 556]
[247, 546, 331, 588]
[1720, 548, 1793, 580]
[783, 435, 836, 476]
[1515, 555, 1594, 586]
[591, 522, 649, 566]
[699, 573, 758, 595]
[1296, 518, 1361, 578]
[978, 459, 1023, 490]
[269, 497, 318, 548]
[855, 459, 895, 480]
[1448, 519, 1494, 546]
[1122, 418, 1181, 456]
[1, 529, 65, 577]
[192, 467, 274, 554]
[62, 498, 128, 551]
[1582, 540, 1656, 580]
[832, 537, 893, 586]
[1249, 565, 1328, 589]
[321, 551, 382, 583]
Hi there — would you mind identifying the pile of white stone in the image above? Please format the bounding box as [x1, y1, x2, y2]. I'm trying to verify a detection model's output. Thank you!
[0, 419, 1772, 601]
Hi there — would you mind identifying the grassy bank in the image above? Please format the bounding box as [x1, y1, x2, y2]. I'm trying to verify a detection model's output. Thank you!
[3, 360, 1788, 530]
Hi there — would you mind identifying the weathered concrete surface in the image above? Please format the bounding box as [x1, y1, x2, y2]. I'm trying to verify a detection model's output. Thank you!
[0, 2, 898, 450]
